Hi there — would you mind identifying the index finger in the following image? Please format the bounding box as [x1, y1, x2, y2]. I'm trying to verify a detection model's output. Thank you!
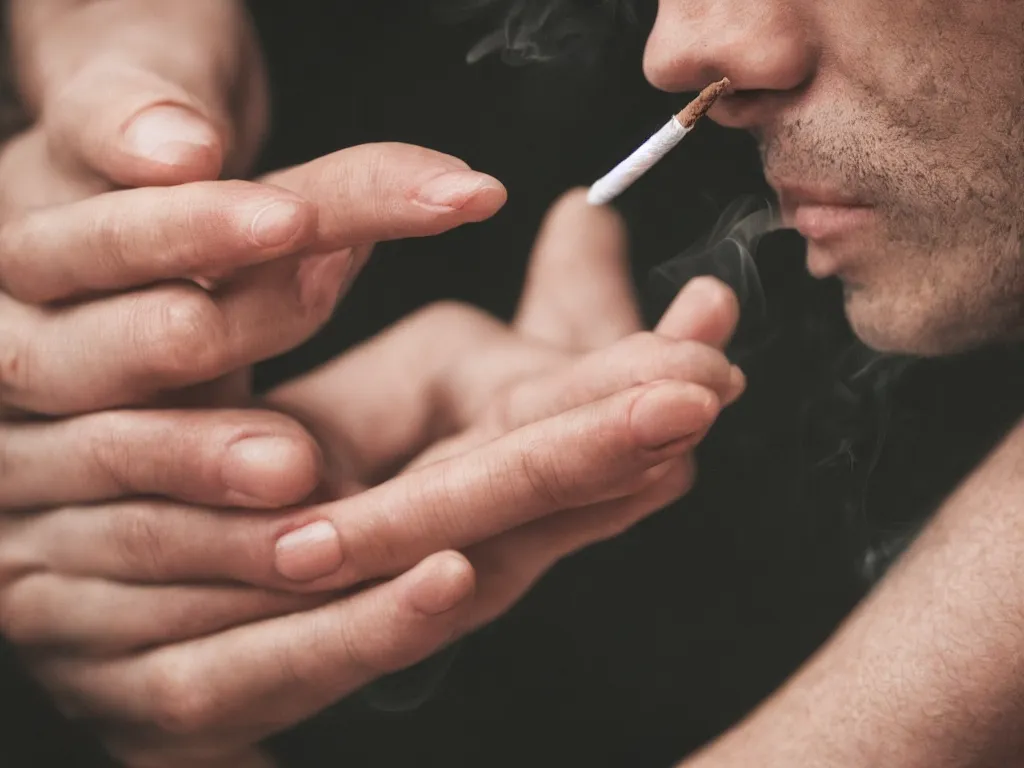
[259, 143, 507, 252]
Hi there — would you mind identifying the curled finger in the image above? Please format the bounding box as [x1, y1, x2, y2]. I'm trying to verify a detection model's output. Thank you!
[0, 408, 322, 510]
[39, 552, 475, 741]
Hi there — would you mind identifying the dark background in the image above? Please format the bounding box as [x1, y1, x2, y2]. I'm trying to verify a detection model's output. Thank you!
[3, 1, 1022, 766]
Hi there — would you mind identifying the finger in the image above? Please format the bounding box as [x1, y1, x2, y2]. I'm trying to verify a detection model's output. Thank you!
[40, 552, 475, 739]
[0, 573, 328, 654]
[0, 407, 321, 509]
[655, 276, 741, 348]
[259, 143, 507, 249]
[1, 146, 507, 414]
[12, 0, 262, 184]
[271, 380, 721, 588]
[0, 181, 316, 304]
[0, 265, 346, 416]
[266, 301, 544, 483]
[13, 383, 720, 590]
[514, 188, 643, 350]
[453, 332, 744, 436]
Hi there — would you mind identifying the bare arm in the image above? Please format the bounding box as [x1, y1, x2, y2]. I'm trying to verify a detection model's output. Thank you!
[685, 417, 1024, 768]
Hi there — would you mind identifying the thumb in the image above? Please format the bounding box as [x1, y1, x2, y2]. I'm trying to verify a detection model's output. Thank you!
[10, 0, 265, 186]
[514, 188, 644, 351]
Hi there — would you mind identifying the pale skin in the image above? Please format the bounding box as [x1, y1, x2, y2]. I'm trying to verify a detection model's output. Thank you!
[0, 1, 743, 766]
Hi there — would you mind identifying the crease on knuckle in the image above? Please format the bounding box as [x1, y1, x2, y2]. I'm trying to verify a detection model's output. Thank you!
[84, 412, 144, 497]
[86, 206, 134, 283]
[336, 611, 394, 679]
[111, 505, 167, 581]
[364, 148, 402, 229]
[137, 288, 227, 386]
[516, 443, 570, 509]
[148, 657, 212, 735]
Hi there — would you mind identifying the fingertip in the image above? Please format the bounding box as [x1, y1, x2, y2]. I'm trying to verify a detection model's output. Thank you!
[458, 177, 508, 222]
[222, 432, 323, 508]
[657, 276, 741, 346]
[629, 381, 721, 450]
[118, 104, 225, 185]
[408, 551, 477, 616]
[413, 170, 506, 221]
[726, 365, 747, 405]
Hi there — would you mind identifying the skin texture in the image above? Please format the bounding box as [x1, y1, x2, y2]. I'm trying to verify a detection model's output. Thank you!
[0, 2, 745, 765]
[644, 0, 1024, 355]
[643, 2, 1024, 766]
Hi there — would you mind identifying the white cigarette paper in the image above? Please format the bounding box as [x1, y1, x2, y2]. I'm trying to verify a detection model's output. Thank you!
[586, 117, 691, 206]
[585, 78, 730, 206]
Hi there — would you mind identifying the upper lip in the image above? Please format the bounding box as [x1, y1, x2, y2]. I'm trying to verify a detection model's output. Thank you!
[765, 175, 870, 212]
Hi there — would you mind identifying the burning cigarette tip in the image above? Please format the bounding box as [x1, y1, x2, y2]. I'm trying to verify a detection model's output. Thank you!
[676, 77, 732, 128]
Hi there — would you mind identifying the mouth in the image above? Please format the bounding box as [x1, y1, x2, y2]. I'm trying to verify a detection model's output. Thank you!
[767, 177, 875, 276]
[772, 181, 873, 237]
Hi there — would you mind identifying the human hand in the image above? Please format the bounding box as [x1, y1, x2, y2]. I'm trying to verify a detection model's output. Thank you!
[4, 0, 266, 210]
[267, 191, 745, 631]
[0, 0, 506, 416]
[0, 193, 743, 767]
[0, 143, 505, 415]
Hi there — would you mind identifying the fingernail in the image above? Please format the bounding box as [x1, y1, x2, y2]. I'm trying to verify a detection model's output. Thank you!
[408, 553, 475, 616]
[123, 105, 218, 164]
[413, 170, 501, 210]
[275, 520, 344, 582]
[223, 436, 302, 503]
[297, 250, 353, 308]
[631, 383, 719, 449]
[250, 201, 306, 248]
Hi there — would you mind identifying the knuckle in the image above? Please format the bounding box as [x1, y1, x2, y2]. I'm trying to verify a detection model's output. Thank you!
[82, 412, 142, 496]
[86, 208, 134, 282]
[516, 443, 572, 509]
[337, 611, 411, 677]
[147, 658, 213, 735]
[110, 505, 168, 580]
[135, 287, 227, 385]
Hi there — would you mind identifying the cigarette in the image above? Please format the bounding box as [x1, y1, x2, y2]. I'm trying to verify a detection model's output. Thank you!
[586, 77, 731, 206]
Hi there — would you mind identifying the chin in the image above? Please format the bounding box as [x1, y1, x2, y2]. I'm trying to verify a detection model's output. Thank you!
[843, 289, 963, 357]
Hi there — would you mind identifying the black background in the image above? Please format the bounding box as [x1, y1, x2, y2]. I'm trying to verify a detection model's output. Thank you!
[3, 1, 1022, 766]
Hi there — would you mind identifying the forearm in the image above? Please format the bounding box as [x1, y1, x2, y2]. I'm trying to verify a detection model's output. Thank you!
[686, 417, 1024, 768]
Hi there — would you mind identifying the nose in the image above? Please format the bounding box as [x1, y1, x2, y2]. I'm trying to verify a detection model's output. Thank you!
[643, 1, 817, 128]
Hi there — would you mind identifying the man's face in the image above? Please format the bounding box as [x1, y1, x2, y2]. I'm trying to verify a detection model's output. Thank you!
[644, 0, 1024, 355]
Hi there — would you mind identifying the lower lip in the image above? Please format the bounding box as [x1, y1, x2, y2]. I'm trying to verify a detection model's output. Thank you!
[793, 204, 874, 242]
